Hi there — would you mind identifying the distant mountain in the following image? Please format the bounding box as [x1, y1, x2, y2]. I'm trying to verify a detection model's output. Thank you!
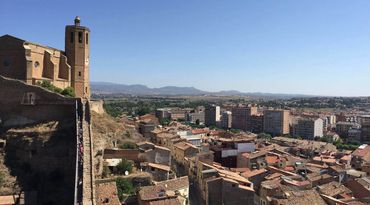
[91, 81, 315, 99]
[91, 82, 206, 95]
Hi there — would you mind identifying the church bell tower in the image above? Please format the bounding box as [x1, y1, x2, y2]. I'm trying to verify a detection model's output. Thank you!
[65, 16, 90, 98]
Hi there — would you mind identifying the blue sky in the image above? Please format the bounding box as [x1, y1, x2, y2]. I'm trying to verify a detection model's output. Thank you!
[1, 1, 370, 96]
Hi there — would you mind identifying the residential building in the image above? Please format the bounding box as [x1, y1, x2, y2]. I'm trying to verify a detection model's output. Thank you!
[155, 108, 171, 121]
[205, 105, 220, 127]
[292, 118, 323, 140]
[186, 112, 205, 125]
[360, 115, 370, 142]
[96, 181, 121, 205]
[231, 106, 257, 131]
[336, 121, 360, 137]
[138, 176, 189, 205]
[263, 109, 290, 136]
[351, 144, 370, 170]
[221, 111, 232, 129]
[173, 142, 199, 164]
[250, 114, 264, 134]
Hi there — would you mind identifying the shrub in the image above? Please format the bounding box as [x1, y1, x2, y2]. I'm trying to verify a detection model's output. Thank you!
[37, 80, 75, 97]
[61, 87, 75, 97]
[120, 142, 136, 149]
[116, 159, 132, 175]
[0, 171, 4, 187]
[116, 177, 135, 201]
[257, 133, 272, 140]
[102, 166, 111, 178]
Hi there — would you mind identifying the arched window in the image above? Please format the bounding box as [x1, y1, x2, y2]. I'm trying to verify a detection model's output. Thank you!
[78, 32, 83, 43]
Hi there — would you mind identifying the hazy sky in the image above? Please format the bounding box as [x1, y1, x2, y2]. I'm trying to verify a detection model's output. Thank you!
[1, 1, 370, 96]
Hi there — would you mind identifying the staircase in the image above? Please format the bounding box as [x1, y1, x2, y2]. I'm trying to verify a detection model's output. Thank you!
[75, 100, 96, 205]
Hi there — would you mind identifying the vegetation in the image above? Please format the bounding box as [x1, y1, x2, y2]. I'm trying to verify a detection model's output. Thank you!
[37, 80, 75, 97]
[230, 129, 241, 134]
[102, 166, 111, 178]
[257, 133, 272, 140]
[103, 98, 208, 118]
[116, 159, 133, 175]
[160, 118, 171, 126]
[116, 177, 135, 201]
[60, 86, 75, 97]
[0, 171, 4, 187]
[119, 142, 137, 149]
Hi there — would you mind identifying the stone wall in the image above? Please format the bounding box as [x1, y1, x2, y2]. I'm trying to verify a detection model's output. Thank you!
[90, 100, 105, 114]
[0, 75, 77, 128]
[0, 75, 79, 204]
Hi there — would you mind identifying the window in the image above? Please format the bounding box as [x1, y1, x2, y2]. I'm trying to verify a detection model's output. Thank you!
[78, 32, 82, 43]
[22, 92, 36, 105]
[86, 33, 89, 44]
[70, 32, 74, 43]
[34, 61, 40, 68]
[78, 71, 81, 77]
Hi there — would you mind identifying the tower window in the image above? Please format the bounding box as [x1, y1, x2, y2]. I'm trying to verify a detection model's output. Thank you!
[78, 71, 81, 76]
[70, 32, 74, 43]
[86, 33, 89, 45]
[34, 61, 40, 68]
[78, 32, 83, 43]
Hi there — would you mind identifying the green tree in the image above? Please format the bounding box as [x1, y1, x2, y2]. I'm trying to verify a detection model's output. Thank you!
[116, 159, 132, 175]
[116, 177, 135, 201]
[160, 118, 170, 126]
[120, 142, 137, 149]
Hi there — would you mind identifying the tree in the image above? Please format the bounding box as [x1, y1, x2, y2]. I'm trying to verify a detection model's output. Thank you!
[195, 119, 200, 125]
[116, 177, 135, 201]
[120, 142, 137, 149]
[160, 118, 170, 126]
[116, 159, 132, 175]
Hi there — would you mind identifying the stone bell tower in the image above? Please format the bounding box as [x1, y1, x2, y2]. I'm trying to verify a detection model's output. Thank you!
[65, 16, 90, 98]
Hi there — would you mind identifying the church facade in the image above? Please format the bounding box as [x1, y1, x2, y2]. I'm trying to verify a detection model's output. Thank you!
[0, 17, 90, 98]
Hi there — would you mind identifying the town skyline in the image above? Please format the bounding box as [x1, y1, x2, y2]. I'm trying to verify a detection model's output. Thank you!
[2, 0, 370, 96]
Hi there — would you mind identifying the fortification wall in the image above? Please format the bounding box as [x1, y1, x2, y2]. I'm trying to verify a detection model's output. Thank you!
[90, 100, 105, 114]
[0, 75, 77, 128]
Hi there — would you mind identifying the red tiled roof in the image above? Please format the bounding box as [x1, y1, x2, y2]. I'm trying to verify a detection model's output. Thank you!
[284, 166, 295, 171]
[266, 156, 279, 164]
[192, 129, 208, 135]
[352, 145, 370, 158]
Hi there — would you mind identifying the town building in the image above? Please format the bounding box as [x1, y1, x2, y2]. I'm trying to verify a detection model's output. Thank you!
[336, 121, 360, 138]
[231, 106, 257, 131]
[360, 115, 370, 142]
[221, 111, 232, 129]
[138, 176, 189, 205]
[263, 109, 290, 136]
[250, 114, 264, 134]
[204, 105, 220, 127]
[0, 17, 90, 98]
[292, 117, 324, 140]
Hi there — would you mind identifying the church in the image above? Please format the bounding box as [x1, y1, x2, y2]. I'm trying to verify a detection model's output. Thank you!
[0, 17, 90, 98]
